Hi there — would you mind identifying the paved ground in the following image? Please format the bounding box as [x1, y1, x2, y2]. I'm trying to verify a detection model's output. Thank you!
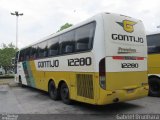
[0, 78, 160, 119]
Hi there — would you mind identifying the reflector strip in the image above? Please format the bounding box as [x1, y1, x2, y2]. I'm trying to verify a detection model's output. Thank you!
[136, 57, 144, 60]
[112, 56, 144, 60]
[112, 56, 124, 60]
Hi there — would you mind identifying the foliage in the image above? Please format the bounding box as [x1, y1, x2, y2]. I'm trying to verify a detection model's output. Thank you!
[57, 23, 73, 32]
[0, 43, 17, 73]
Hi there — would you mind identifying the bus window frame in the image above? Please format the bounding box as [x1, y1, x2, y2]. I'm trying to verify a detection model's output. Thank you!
[147, 33, 160, 54]
[18, 21, 96, 62]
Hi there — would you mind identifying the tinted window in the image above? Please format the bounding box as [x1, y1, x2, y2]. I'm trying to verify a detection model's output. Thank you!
[60, 31, 75, 54]
[19, 22, 96, 60]
[147, 34, 160, 54]
[30, 45, 37, 60]
[48, 37, 60, 56]
[19, 49, 25, 62]
[75, 22, 96, 52]
[25, 47, 31, 60]
[37, 41, 48, 58]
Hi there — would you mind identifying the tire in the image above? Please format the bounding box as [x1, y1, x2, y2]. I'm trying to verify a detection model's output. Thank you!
[60, 82, 71, 104]
[48, 81, 59, 100]
[149, 77, 160, 97]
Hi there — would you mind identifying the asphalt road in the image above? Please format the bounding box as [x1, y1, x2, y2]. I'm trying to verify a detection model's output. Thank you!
[0, 79, 160, 120]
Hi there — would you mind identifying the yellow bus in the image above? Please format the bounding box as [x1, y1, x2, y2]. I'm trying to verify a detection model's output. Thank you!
[14, 12, 148, 105]
[147, 32, 160, 97]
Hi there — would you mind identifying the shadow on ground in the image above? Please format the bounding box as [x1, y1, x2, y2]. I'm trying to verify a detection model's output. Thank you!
[20, 85, 143, 114]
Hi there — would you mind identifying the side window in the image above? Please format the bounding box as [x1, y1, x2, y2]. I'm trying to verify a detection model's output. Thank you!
[48, 37, 60, 56]
[75, 22, 96, 52]
[37, 42, 48, 59]
[20, 49, 25, 62]
[25, 47, 31, 61]
[60, 31, 75, 54]
[30, 45, 37, 60]
[19, 51, 22, 62]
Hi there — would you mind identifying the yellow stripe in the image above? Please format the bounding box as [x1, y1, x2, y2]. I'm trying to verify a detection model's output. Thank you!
[29, 60, 148, 105]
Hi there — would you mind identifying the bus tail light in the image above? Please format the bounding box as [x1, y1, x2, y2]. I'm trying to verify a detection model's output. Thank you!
[112, 56, 144, 60]
[99, 58, 106, 90]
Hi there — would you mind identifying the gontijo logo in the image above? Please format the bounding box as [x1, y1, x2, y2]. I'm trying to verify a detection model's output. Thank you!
[116, 20, 136, 33]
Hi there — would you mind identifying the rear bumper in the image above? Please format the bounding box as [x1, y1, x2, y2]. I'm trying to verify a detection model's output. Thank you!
[97, 85, 148, 105]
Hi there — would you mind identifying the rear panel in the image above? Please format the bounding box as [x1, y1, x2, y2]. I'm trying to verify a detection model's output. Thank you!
[102, 13, 148, 92]
[103, 13, 147, 72]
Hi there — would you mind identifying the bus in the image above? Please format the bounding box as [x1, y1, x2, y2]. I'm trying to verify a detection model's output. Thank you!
[14, 12, 148, 105]
[147, 32, 160, 97]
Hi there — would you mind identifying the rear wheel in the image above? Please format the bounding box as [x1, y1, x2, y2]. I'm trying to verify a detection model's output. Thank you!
[48, 81, 59, 100]
[60, 82, 71, 104]
[149, 77, 160, 97]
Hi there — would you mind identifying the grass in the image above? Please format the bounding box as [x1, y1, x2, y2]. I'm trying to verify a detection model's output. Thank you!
[0, 77, 17, 86]
[0, 74, 14, 79]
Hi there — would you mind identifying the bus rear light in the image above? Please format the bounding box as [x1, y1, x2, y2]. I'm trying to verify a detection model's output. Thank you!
[136, 57, 144, 60]
[112, 56, 144, 60]
[99, 58, 106, 90]
[112, 56, 124, 60]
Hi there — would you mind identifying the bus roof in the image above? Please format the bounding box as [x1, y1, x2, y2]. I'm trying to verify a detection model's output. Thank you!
[147, 31, 160, 36]
[19, 12, 138, 51]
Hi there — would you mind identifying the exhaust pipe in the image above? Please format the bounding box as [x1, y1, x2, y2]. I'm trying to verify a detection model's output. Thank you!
[113, 98, 119, 103]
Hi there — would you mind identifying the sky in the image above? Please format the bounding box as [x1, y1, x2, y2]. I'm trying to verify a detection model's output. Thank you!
[0, 0, 160, 48]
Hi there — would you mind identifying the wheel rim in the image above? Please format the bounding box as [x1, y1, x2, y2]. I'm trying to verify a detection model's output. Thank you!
[61, 84, 69, 99]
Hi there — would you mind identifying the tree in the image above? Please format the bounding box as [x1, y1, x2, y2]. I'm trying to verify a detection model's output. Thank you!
[0, 43, 17, 74]
[57, 23, 73, 32]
